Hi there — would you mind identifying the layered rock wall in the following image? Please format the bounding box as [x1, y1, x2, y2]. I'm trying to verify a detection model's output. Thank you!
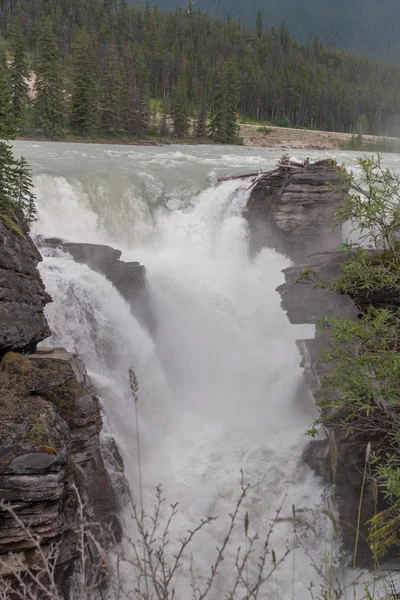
[41, 238, 153, 331]
[0, 223, 124, 595]
[0, 221, 50, 354]
[245, 159, 345, 262]
[246, 159, 385, 566]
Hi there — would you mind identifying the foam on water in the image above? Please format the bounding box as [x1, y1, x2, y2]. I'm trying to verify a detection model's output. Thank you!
[18, 142, 392, 597]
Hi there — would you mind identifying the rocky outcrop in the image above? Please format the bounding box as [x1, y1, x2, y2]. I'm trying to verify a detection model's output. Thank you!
[42, 238, 146, 304]
[0, 348, 123, 591]
[276, 252, 379, 565]
[245, 158, 391, 566]
[0, 222, 125, 596]
[245, 159, 346, 262]
[0, 221, 51, 354]
[40, 237, 153, 331]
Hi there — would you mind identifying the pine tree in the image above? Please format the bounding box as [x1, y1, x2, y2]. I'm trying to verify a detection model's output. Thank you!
[209, 60, 239, 143]
[34, 18, 64, 138]
[171, 76, 189, 138]
[159, 96, 170, 137]
[196, 102, 207, 138]
[100, 43, 123, 136]
[326, 112, 335, 132]
[0, 48, 18, 216]
[9, 22, 29, 126]
[224, 60, 240, 142]
[14, 155, 37, 223]
[0, 142, 17, 215]
[70, 29, 98, 137]
[0, 48, 16, 140]
[256, 11, 263, 39]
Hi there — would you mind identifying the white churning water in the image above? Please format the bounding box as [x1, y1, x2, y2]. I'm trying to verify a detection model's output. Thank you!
[14, 141, 392, 598]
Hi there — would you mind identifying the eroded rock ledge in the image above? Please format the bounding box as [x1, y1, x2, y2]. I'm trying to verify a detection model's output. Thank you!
[40, 237, 153, 331]
[0, 348, 124, 590]
[0, 221, 51, 354]
[245, 158, 390, 566]
[276, 252, 378, 566]
[0, 222, 126, 595]
[245, 159, 345, 262]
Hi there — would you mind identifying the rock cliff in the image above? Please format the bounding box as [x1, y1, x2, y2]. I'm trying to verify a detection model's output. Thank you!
[276, 252, 383, 566]
[246, 159, 383, 566]
[40, 237, 153, 331]
[0, 223, 123, 595]
[0, 221, 51, 354]
[245, 159, 345, 262]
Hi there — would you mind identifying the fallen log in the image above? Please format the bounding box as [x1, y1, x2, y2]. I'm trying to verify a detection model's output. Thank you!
[217, 171, 259, 182]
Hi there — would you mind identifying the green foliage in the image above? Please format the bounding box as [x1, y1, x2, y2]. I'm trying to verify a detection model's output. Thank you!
[316, 308, 400, 422]
[0, 43, 37, 231]
[302, 155, 400, 559]
[34, 17, 64, 138]
[335, 155, 400, 255]
[257, 126, 275, 135]
[3, 2, 400, 139]
[100, 42, 123, 136]
[13, 155, 37, 224]
[0, 47, 16, 140]
[171, 76, 189, 138]
[9, 23, 29, 128]
[356, 114, 369, 135]
[70, 29, 98, 137]
[326, 112, 335, 132]
[278, 115, 290, 128]
[209, 60, 240, 143]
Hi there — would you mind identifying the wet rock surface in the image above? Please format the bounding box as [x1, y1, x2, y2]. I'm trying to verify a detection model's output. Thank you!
[245, 158, 394, 567]
[0, 349, 122, 583]
[41, 237, 153, 331]
[245, 159, 345, 262]
[277, 251, 396, 566]
[0, 221, 51, 354]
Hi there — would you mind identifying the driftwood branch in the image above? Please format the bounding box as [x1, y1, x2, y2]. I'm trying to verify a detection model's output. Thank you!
[217, 171, 259, 182]
[218, 156, 310, 183]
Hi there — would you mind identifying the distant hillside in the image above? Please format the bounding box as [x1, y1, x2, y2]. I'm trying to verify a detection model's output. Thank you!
[131, 0, 400, 61]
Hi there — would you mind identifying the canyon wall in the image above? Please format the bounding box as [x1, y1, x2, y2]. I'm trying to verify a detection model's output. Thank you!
[246, 159, 385, 566]
[0, 223, 128, 594]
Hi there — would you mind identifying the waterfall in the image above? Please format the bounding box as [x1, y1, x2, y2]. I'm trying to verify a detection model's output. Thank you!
[29, 143, 336, 598]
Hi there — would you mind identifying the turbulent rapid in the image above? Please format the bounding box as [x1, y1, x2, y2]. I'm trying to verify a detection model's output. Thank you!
[14, 141, 388, 598]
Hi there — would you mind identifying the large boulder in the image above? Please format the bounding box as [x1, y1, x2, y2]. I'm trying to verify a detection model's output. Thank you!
[0, 348, 125, 590]
[0, 221, 51, 354]
[245, 159, 346, 262]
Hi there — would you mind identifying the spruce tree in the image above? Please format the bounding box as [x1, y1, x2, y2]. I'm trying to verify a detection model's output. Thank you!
[9, 23, 29, 126]
[0, 48, 16, 139]
[159, 96, 170, 137]
[34, 17, 64, 138]
[14, 155, 37, 223]
[171, 76, 189, 138]
[70, 29, 98, 137]
[121, 46, 146, 137]
[196, 101, 207, 138]
[0, 48, 17, 215]
[138, 86, 151, 136]
[100, 43, 123, 136]
[209, 60, 239, 143]
[256, 12, 263, 39]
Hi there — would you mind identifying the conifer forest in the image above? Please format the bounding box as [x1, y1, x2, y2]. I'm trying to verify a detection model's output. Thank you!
[1, 0, 400, 142]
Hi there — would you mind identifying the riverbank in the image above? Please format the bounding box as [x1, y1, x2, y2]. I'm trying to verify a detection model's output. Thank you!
[241, 124, 400, 151]
[17, 126, 400, 152]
